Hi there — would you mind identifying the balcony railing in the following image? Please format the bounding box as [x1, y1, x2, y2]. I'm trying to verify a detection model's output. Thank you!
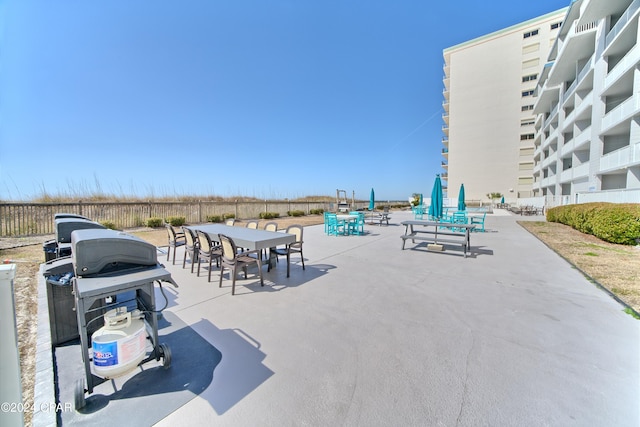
[605, 0, 640, 47]
[599, 143, 640, 172]
[604, 44, 640, 89]
[601, 94, 640, 133]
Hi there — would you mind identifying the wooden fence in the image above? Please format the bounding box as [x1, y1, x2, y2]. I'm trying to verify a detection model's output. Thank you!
[0, 200, 348, 237]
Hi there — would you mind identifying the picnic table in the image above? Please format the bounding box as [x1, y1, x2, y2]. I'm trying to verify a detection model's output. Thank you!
[400, 220, 475, 258]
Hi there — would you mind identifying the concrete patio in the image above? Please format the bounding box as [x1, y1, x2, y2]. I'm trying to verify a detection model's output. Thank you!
[36, 210, 640, 426]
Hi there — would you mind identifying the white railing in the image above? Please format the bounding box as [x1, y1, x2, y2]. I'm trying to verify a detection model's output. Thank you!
[573, 127, 591, 151]
[605, 0, 640, 47]
[604, 44, 640, 89]
[600, 144, 632, 172]
[601, 94, 640, 133]
[631, 142, 640, 165]
[517, 196, 546, 208]
[576, 188, 640, 204]
[573, 162, 590, 179]
[559, 162, 589, 183]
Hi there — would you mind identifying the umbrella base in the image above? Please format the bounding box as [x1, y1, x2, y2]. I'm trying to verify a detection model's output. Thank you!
[427, 244, 444, 252]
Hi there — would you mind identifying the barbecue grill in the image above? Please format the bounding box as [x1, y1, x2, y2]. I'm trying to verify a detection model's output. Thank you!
[67, 228, 177, 410]
[43, 217, 106, 261]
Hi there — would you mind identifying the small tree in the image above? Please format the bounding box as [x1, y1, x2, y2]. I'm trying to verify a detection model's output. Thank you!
[486, 192, 503, 203]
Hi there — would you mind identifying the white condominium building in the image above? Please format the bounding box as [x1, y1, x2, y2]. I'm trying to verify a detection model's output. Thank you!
[534, 0, 640, 205]
[442, 9, 567, 202]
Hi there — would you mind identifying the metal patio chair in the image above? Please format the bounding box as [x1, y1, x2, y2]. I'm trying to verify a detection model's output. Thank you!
[181, 227, 199, 273]
[218, 234, 264, 295]
[196, 230, 222, 282]
[270, 224, 305, 277]
[165, 224, 185, 265]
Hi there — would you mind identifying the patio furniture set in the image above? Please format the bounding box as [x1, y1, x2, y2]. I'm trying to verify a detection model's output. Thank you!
[412, 206, 486, 232]
[324, 212, 365, 236]
[166, 221, 305, 295]
[400, 220, 475, 258]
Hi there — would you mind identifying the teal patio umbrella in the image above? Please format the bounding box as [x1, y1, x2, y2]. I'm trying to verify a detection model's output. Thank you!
[457, 183, 466, 211]
[501, 196, 505, 204]
[369, 188, 375, 211]
[428, 175, 443, 219]
[419, 193, 423, 206]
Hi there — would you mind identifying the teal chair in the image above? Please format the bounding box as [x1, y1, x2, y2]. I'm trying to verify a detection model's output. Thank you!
[348, 212, 365, 235]
[470, 212, 486, 232]
[451, 211, 467, 232]
[326, 213, 345, 236]
[414, 205, 425, 219]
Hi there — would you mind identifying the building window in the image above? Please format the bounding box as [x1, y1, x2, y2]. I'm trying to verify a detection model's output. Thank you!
[520, 133, 535, 140]
[523, 29, 539, 38]
[551, 21, 562, 30]
[521, 104, 534, 111]
[522, 43, 540, 54]
[522, 90, 535, 97]
[521, 119, 535, 126]
[522, 74, 538, 83]
[522, 58, 540, 69]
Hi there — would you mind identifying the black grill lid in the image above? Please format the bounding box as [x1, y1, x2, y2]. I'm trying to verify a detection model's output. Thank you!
[71, 229, 157, 277]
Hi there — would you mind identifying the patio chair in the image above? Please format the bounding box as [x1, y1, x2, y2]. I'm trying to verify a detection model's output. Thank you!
[470, 212, 486, 232]
[218, 234, 264, 295]
[347, 212, 365, 235]
[196, 230, 222, 282]
[451, 211, 468, 232]
[165, 224, 185, 265]
[262, 221, 278, 260]
[181, 227, 199, 273]
[270, 224, 305, 277]
[263, 221, 278, 232]
[245, 220, 259, 229]
[225, 218, 236, 226]
[325, 213, 345, 236]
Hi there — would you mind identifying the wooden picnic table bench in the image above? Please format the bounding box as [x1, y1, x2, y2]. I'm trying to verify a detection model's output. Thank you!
[367, 212, 391, 226]
[400, 220, 475, 258]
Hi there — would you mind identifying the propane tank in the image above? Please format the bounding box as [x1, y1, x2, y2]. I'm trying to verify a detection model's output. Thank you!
[91, 307, 147, 378]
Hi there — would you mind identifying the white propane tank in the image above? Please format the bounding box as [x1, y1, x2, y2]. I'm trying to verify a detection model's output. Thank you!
[91, 307, 147, 379]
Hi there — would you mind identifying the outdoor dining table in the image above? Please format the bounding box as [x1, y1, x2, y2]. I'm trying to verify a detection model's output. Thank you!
[336, 214, 360, 235]
[188, 224, 295, 269]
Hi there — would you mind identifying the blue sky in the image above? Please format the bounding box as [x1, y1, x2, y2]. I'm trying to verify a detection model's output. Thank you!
[0, 0, 570, 201]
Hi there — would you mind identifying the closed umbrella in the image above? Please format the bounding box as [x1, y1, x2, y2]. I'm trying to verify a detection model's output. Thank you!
[501, 196, 505, 204]
[428, 175, 443, 219]
[419, 193, 423, 206]
[369, 188, 375, 211]
[457, 184, 466, 211]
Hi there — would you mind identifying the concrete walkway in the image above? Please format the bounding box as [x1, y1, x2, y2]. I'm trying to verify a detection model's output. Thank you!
[36, 209, 639, 426]
[152, 210, 639, 426]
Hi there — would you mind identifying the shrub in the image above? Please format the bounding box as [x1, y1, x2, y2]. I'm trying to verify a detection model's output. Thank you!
[546, 202, 640, 245]
[309, 208, 324, 215]
[206, 215, 223, 223]
[166, 216, 185, 227]
[100, 220, 117, 230]
[146, 217, 164, 228]
[260, 212, 280, 219]
[133, 215, 145, 227]
[223, 213, 235, 219]
[287, 210, 305, 217]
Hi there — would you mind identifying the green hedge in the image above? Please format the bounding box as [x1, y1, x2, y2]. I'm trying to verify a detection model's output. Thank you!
[146, 217, 164, 228]
[259, 212, 280, 219]
[206, 215, 224, 223]
[166, 216, 186, 227]
[287, 210, 305, 217]
[546, 202, 640, 245]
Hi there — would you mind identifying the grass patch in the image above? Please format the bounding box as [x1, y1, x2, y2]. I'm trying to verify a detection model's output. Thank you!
[624, 308, 640, 320]
[584, 252, 598, 256]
